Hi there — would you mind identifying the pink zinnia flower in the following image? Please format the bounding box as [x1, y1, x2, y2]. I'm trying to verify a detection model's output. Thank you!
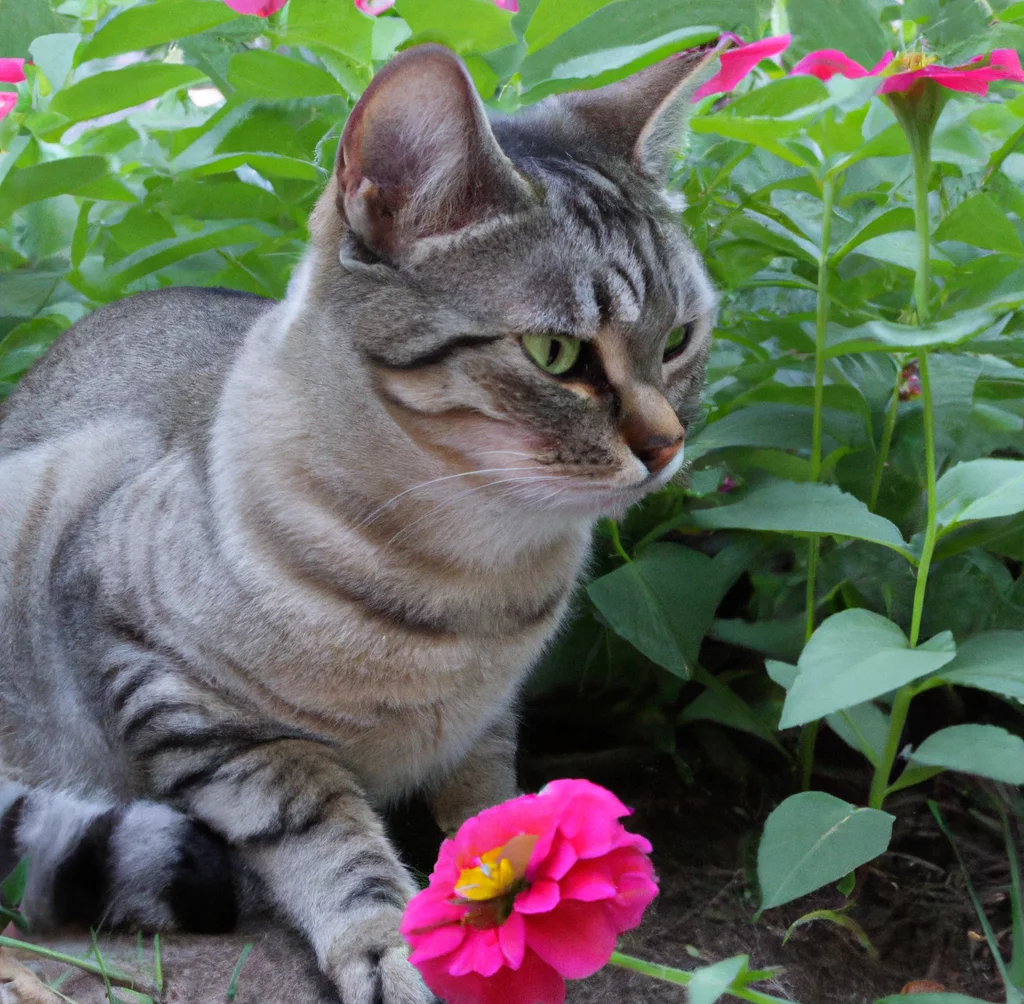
[0, 58, 25, 84]
[354, 0, 516, 12]
[693, 33, 792, 101]
[792, 47, 1024, 96]
[401, 779, 658, 1004]
[221, 0, 288, 15]
[0, 93, 17, 121]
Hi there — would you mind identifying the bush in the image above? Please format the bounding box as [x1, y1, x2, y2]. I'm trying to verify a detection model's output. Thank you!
[2, 1, 1023, 995]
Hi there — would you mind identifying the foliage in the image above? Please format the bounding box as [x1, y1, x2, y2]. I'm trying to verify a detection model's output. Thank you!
[2, 0, 1024, 1001]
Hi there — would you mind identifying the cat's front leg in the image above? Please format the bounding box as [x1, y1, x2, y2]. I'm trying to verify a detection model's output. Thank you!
[167, 738, 433, 1004]
[428, 714, 519, 836]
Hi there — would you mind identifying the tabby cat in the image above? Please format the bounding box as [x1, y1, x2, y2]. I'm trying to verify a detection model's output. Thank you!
[0, 42, 717, 1004]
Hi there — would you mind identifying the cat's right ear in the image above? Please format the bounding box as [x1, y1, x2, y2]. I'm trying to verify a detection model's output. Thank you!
[337, 44, 534, 263]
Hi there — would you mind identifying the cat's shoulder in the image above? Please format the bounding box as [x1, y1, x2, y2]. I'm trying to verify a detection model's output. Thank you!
[0, 286, 276, 456]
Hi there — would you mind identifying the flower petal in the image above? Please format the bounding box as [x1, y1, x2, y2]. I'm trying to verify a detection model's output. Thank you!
[407, 923, 467, 966]
[791, 48, 876, 81]
[559, 858, 618, 903]
[0, 59, 26, 84]
[524, 900, 619, 979]
[0, 93, 17, 120]
[534, 832, 577, 883]
[221, 0, 289, 14]
[354, 0, 397, 12]
[515, 877, 560, 914]
[418, 949, 565, 1004]
[498, 909, 526, 969]
[693, 34, 792, 100]
[448, 927, 504, 978]
[491, 0, 519, 9]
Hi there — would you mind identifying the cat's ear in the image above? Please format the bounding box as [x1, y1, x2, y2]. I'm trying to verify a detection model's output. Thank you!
[558, 41, 724, 181]
[338, 44, 534, 262]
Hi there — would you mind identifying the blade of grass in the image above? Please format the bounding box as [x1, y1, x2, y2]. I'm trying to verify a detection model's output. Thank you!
[0, 935, 142, 988]
[153, 933, 163, 996]
[226, 943, 252, 1002]
[930, 801, 1022, 1004]
[998, 800, 1024, 989]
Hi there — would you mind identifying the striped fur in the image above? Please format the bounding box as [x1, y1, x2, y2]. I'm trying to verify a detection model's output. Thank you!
[0, 45, 717, 1003]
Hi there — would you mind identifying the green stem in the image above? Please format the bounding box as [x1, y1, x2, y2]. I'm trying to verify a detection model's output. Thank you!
[798, 719, 819, 791]
[0, 935, 144, 990]
[868, 686, 913, 810]
[608, 953, 791, 1004]
[606, 519, 631, 563]
[909, 351, 938, 648]
[868, 363, 902, 512]
[911, 140, 932, 327]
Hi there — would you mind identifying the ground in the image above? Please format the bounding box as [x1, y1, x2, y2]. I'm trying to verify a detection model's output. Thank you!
[2, 705, 1013, 1004]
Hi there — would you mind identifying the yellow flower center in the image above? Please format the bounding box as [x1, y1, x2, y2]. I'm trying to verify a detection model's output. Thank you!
[455, 833, 538, 902]
[897, 52, 937, 72]
[453, 833, 540, 928]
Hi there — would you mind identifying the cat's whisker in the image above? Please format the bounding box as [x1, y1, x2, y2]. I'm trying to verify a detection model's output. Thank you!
[355, 467, 539, 529]
[382, 475, 569, 551]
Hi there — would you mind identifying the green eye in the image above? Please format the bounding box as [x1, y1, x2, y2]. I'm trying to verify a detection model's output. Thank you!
[523, 334, 582, 376]
[664, 322, 694, 361]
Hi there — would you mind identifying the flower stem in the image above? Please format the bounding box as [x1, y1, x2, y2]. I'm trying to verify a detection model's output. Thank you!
[868, 685, 914, 810]
[909, 350, 938, 647]
[608, 953, 791, 1004]
[606, 519, 632, 563]
[868, 364, 902, 512]
[911, 138, 932, 328]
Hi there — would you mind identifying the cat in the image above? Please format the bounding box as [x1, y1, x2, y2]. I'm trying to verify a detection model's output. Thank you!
[0, 42, 717, 1004]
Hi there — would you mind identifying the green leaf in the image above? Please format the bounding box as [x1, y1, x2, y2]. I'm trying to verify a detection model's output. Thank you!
[826, 702, 891, 767]
[822, 310, 1005, 358]
[227, 50, 344, 100]
[0, 316, 67, 380]
[0, 0, 65, 59]
[911, 724, 1024, 784]
[780, 611, 957, 729]
[688, 954, 747, 1004]
[0, 155, 109, 217]
[396, 0, 517, 55]
[78, 0, 237, 62]
[518, 0, 757, 90]
[29, 32, 81, 91]
[285, 0, 375, 62]
[758, 792, 894, 910]
[787, 0, 890, 67]
[832, 208, 917, 265]
[688, 404, 815, 459]
[51, 62, 208, 125]
[935, 192, 1024, 255]
[587, 542, 744, 678]
[936, 458, 1024, 528]
[690, 480, 909, 553]
[933, 630, 1024, 701]
[525, 0, 617, 52]
[0, 859, 29, 908]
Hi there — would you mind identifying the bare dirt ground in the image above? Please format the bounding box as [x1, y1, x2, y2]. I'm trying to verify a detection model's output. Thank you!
[3, 713, 1013, 1004]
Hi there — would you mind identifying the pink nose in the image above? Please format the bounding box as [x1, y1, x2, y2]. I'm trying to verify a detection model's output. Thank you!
[632, 435, 683, 475]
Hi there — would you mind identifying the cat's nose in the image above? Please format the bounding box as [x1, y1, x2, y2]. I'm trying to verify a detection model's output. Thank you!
[619, 386, 685, 475]
[633, 435, 684, 475]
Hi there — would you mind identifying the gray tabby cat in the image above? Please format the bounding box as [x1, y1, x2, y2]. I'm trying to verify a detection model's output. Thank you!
[0, 42, 716, 1004]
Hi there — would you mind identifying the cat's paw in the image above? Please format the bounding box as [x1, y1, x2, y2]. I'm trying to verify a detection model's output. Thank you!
[330, 943, 436, 1004]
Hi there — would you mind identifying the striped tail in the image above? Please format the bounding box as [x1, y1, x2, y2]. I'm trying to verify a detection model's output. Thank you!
[0, 780, 236, 934]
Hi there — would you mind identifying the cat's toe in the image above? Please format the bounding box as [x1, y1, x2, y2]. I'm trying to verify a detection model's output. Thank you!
[330, 943, 435, 1004]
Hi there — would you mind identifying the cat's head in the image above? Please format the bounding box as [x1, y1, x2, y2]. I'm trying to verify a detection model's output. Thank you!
[304, 43, 718, 519]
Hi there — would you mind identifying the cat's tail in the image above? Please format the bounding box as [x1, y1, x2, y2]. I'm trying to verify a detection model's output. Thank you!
[0, 779, 237, 934]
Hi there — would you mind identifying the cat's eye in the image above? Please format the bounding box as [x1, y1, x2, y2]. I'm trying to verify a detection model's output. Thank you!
[523, 334, 582, 376]
[664, 322, 695, 362]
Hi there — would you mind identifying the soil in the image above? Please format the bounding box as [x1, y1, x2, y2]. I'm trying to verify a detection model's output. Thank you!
[5, 701, 1016, 1004]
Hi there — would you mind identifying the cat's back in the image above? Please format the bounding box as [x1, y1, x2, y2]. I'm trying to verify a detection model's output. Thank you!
[0, 286, 275, 456]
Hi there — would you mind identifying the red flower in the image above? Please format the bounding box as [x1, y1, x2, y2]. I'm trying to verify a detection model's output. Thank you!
[693, 34, 792, 102]
[0, 58, 25, 84]
[401, 779, 658, 1004]
[0, 93, 16, 121]
[221, 0, 288, 15]
[354, 0, 396, 11]
[792, 47, 1024, 96]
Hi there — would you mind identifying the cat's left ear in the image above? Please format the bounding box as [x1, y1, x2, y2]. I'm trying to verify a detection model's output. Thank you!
[338, 44, 535, 263]
[558, 41, 725, 181]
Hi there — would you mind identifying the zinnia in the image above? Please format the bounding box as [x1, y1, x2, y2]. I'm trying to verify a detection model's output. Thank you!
[693, 33, 792, 102]
[0, 58, 24, 121]
[401, 779, 658, 1004]
[221, 0, 288, 14]
[791, 47, 1024, 96]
